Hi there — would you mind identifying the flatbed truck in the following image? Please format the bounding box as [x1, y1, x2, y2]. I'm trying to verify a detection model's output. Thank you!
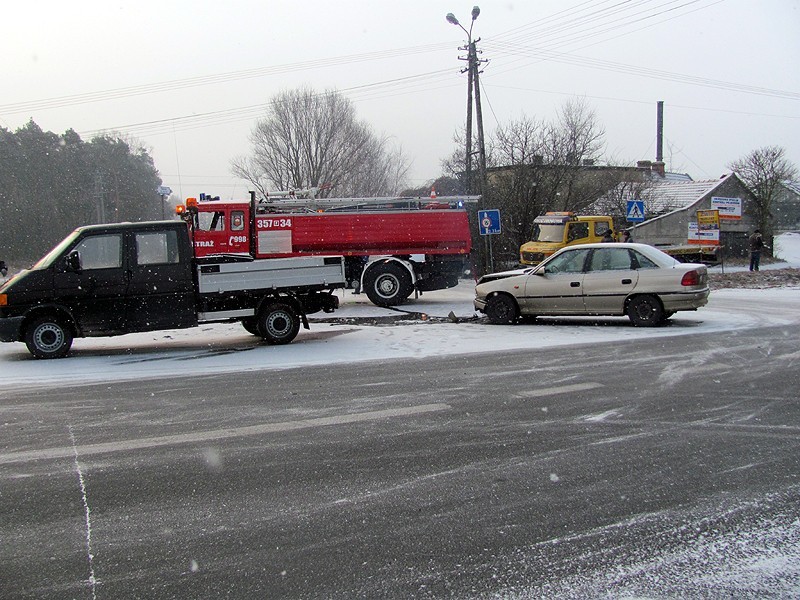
[0, 220, 345, 358]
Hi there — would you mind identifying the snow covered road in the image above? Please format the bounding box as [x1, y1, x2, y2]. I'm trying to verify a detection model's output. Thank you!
[0, 282, 798, 392]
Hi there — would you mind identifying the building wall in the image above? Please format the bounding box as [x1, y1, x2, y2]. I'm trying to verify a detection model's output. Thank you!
[630, 176, 757, 258]
[773, 185, 800, 232]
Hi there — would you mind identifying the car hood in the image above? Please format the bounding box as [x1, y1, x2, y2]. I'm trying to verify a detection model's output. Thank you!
[476, 267, 532, 285]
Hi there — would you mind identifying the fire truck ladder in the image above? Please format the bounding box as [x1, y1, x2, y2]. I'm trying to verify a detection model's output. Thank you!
[255, 195, 481, 213]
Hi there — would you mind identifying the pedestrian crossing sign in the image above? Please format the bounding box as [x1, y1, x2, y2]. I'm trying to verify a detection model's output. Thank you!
[626, 200, 645, 222]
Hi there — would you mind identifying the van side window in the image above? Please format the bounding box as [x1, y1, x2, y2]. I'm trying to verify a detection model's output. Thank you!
[136, 231, 180, 265]
[74, 234, 122, 270]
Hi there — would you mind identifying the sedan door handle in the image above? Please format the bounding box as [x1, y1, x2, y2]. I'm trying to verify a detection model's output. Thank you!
[621, 278, 632, 285]
[570, 281, 581, 288]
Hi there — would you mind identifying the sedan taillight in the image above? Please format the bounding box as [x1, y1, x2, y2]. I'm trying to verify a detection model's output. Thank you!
[681, 270, 701, 286]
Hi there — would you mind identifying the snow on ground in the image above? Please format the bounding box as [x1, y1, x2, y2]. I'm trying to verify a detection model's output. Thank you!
[774, 231, 800, 264]
[1, 283, 798, 393]
[0, 234, 798, 391]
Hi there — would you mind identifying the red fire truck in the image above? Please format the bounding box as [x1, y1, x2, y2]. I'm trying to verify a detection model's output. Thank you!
[179, 190, 479, 306]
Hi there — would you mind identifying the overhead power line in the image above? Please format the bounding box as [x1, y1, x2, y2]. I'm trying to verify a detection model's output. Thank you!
[15, 0, 791, 143]
[0, 42, 455, 115]
[78, 70, 459, 138]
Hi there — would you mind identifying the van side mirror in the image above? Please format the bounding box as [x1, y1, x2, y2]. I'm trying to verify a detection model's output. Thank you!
[65, 251, 82, 273]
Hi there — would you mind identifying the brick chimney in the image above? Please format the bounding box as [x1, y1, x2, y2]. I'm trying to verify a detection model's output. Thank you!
[651, 161, 666, 177]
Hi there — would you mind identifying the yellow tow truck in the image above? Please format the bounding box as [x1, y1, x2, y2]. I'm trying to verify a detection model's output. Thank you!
[519, 211, 719, 266]
[519, 213, 614, 266]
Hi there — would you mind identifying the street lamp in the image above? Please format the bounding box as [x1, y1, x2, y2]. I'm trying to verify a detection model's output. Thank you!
[446, 6, 482, 196]
[445, 6, 480, 36]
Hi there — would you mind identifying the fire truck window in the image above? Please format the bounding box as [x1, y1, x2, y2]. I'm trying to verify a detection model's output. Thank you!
[567, 222, 589, 242]
[136, 231, 180, 265]
[231, 211, 245, 231]
[73, 234, 122, 270]
[197, 211, 226, 231]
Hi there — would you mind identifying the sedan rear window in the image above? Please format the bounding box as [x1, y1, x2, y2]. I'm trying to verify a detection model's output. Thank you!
[632, 250, 659, 269]
[589, 247, 633, 271]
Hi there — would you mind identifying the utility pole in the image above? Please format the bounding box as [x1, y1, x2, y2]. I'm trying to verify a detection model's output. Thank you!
[448, 6, 491, 274]
[465, 45, 474, 194]
[471, 40, 488, 202]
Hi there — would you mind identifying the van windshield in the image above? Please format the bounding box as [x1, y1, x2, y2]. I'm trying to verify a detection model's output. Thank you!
[533, 224, 566, 242]
[32, 230, 81, 270]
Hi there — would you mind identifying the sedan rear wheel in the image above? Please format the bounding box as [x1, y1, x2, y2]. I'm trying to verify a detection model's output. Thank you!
[485, 294, 518, 325]
[627, 294, 664, 327]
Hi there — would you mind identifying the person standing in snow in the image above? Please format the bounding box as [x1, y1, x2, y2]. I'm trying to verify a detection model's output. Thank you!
[749, 229, 765, 272]
[601, 229, 615, 243]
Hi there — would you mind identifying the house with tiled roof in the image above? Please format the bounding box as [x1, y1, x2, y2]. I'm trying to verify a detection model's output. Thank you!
[590, 172, 758, 258]
[774, 181, 800, 232]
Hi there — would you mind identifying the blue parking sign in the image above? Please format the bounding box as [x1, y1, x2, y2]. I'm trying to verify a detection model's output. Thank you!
[478, 209, 501, 235]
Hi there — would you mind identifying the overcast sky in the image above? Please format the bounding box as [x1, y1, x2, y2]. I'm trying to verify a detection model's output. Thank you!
[3, 0, 798, 200]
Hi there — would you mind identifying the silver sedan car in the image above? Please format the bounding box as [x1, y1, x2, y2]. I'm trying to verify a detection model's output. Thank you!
[474, 243, 710, 326]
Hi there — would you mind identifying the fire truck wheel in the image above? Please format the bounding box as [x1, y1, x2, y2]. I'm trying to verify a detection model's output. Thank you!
[258, 302, 301, 345]
[364, 263, 412, 307]
[485, 294, 518, 325]
[626, 294, 664, 327]
[25, 316, 74, 359]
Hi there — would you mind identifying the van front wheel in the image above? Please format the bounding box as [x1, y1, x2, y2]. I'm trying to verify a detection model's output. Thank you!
[25, 316, 73, 359]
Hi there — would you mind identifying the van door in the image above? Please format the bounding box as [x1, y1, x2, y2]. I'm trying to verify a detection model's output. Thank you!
[125, 228, 197, 332]
[52, 232, 128, 334]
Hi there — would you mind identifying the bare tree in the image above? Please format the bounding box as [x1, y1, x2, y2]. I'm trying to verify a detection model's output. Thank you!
[729, 146, 798, 236]
[232, 87, 409, 197]
[490, 117, 548, 255]
[480, 100, 608, 256]
[546, 98, 606, 211]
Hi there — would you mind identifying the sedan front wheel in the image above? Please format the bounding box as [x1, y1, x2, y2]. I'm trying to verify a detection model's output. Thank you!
[485, 294, 518, 325]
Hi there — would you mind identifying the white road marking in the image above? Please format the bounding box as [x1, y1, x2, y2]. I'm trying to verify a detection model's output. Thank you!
[0, 403, 450, 465]
[69, 426, 98, 600]
[516, 382, 604, 398]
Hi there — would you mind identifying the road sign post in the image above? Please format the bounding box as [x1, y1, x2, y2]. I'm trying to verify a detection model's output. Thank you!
[478, 209, 501, 272]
